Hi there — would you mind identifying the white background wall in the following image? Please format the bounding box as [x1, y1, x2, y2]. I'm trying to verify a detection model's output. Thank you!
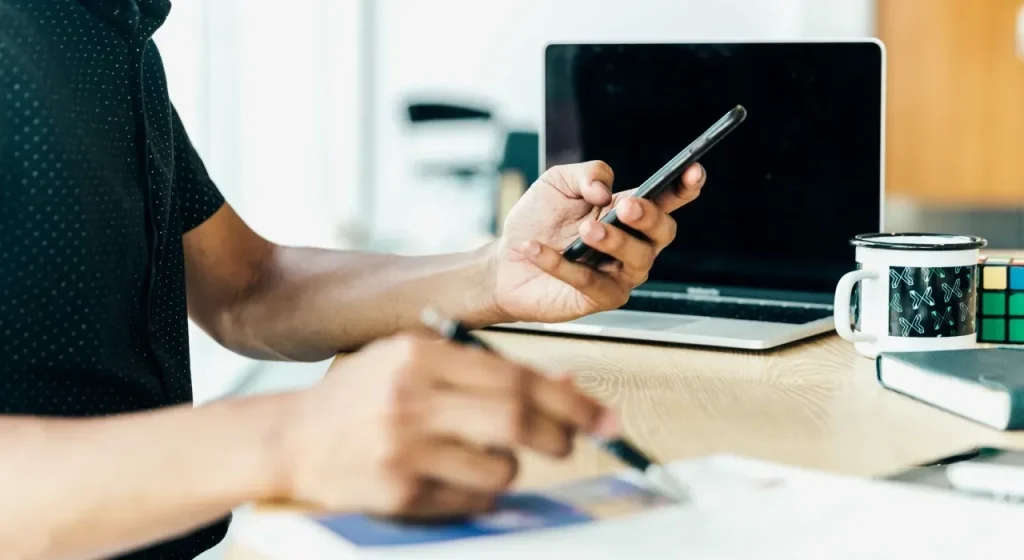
[368, 0, 877, 251]
[155, 0, 363, 402]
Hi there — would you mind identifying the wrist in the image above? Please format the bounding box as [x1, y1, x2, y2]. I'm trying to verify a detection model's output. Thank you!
[459, 242, 511, 328]
[235, 392, 305, 503]
[265, 383, 364, 511]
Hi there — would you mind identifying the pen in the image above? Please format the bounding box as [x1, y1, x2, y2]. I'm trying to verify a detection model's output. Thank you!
[419, 308, 689, 502]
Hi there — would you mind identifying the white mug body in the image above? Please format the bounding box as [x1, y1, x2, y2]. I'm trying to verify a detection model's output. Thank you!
[834, 234, 987, 359]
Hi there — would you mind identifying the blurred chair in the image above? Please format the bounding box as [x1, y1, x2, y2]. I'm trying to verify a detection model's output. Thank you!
[404, 100, 538, 237]
[407, 101, 492, 122]
[406, 101, 497, 183]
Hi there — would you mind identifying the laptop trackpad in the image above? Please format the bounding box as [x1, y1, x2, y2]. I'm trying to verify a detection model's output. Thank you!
[569, 311, 701, 331]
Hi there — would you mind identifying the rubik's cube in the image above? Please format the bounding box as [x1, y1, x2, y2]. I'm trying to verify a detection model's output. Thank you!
[977, 255, 1024, 344]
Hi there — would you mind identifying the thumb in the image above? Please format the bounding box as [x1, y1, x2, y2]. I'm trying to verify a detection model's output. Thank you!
[557, 160, 615, 207]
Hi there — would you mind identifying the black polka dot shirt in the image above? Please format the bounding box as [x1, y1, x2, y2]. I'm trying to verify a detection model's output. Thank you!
[2, 0, 229, 557]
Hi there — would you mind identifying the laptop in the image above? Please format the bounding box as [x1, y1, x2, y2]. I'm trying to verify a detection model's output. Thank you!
[494, 40, 885, 350]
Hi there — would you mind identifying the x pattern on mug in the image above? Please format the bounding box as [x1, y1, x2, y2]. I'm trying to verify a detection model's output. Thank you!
[887, 265, 977, 338]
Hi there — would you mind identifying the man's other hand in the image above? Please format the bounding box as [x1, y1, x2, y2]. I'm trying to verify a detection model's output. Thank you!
[278, 333, 619, 518]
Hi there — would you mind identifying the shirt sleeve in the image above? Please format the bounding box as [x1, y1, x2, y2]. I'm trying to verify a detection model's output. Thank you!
[172, 105, 226, 233]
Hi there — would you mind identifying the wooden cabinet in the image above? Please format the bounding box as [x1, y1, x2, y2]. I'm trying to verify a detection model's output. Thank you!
[878, 0, 1024, 207]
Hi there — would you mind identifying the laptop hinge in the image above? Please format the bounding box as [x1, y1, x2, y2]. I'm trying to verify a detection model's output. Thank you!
[632, 284, 834, 309]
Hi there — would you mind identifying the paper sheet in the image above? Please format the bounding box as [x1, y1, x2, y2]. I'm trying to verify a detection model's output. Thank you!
[239, 454, 1024, 559]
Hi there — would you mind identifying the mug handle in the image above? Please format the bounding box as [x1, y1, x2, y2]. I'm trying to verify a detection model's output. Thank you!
[834, 269, 878, 343]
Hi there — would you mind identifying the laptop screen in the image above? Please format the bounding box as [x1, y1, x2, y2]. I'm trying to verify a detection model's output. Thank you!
[544, 42, 883, 296]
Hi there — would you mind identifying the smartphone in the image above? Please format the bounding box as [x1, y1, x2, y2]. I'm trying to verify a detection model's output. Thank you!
[562, 104, 748, 267]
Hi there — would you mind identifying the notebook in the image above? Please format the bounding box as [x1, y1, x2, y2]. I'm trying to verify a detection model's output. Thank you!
[233, 454, 1024, 559]
[888, 447, 1024, 503]
[875, 347, 1024, 429]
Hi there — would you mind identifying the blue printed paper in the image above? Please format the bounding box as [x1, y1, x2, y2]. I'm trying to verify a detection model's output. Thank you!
[314, 475, 673, 547]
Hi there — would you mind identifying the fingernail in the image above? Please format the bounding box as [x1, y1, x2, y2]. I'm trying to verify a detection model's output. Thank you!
[593, 409, 621, 438]
[696, 163, 706, 182]
[520, 240, 541, 256]
[581, 221, 605, 241]
[619, 199, 642, 221]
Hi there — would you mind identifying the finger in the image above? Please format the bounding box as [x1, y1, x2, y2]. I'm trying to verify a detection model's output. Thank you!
[611, 197, 677, 253]
[523, 408, 575, 458]
[400, 336, 528, 394]
[528, 373, 608, 435]
[484, 447, 520, 482]
[418, 388, 578, 457]
[653, 162, 705, 212]
[580, 177, 613, 207]
[396, 481, 495, 520]
[413, 439, 518, 492]
[418, 389, 528, 448]
[553, 374, 622, 439]
[573, 160, 615, 206]
[517, 240, 629, 307]
[544, 161, 615, 206]
[577, 219, 655, 285]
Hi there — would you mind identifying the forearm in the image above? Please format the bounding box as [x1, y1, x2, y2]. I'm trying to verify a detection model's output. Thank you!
[0, 394, 292, 560]
[219, 243, 506, 361]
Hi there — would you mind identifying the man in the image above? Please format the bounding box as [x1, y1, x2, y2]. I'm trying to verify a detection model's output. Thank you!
[0, 1, 706, 559]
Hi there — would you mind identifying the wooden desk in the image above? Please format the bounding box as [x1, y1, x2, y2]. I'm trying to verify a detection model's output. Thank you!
[226, 330, 1024, 559]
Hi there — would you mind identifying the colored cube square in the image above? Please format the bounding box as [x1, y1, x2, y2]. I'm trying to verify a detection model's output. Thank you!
[1012, 320, 1024, 343]
[1011, 267, 1024, 290]
[1011, 294, 1024, 317]
[982, 293, 1006, 315]
[983, 266, 1008, 290]
[981, 318, 1006, 342]
[977, 254, 1024, 345]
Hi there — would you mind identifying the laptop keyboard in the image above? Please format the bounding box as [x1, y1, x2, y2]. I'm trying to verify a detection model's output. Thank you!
[621, 294, 833, 325]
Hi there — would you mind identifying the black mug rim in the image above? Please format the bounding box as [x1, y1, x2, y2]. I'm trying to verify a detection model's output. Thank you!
[850, 232, 988, 251]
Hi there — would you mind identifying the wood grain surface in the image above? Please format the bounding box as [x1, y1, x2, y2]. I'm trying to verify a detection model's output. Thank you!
[227, 328, 1024, 559]
[476, 330, 1024, 484]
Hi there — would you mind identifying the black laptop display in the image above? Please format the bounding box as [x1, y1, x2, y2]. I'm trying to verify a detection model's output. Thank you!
[544, 42, 884, 300]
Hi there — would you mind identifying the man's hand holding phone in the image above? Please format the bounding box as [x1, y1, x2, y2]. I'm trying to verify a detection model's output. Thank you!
[562, 105, 746, 267]
[489, 106, 745, 325]
[491, 157, 706, 324]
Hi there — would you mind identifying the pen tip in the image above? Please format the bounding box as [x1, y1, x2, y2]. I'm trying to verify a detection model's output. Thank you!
[646, 464, 690, 502]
